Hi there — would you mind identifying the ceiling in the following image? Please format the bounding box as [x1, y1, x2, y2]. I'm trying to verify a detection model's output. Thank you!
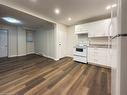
[0, 5, 54, 29]
[0, 0, 113, 26]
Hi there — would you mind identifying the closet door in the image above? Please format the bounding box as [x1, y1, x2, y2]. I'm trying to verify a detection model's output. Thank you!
[26, 31, 34, 54]
[0, 30, 8, 57]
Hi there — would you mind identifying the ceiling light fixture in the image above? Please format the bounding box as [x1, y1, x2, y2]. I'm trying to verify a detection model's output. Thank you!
[30, 0, 37, 2]
[106, 5, 111, 10]
[68, 17, 72, 21]
[2, 17, 22, 24]
[112, 4, 117, 8]
[106, 4, 117, 10]
[54, 8, 60, 15]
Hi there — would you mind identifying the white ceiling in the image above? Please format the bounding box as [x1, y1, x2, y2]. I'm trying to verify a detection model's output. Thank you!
[0, 0, 113, 25]
[0, 5, 54, 29]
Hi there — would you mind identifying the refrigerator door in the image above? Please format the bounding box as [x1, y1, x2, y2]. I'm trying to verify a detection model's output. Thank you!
[112, 36, 127, 95]
[120, 36, 127, 95]
[111, 37, 121, 95]
[121, 0, 127, 35]
[110, 0, 119, 37]
[119, 0, 127, 95]
[112, 0, 127, 95]
[111, 0, 121, 95]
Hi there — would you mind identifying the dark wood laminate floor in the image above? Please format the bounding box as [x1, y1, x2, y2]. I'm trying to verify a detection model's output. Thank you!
[0, 54, 111, 95]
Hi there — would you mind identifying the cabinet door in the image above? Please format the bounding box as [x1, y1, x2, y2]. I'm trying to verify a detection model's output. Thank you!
[100, 48, 112, 67]
[100, 19, 111, 37]
[106, 49, 112, 67]
[96, 48, 108, 66]
[88, 48, 111, 67]
[75, 24, 89, 34]
[94, 19, 111, 37]
[88, 48, 95, 63]
[88, 22, 94, 37]
[97, 52, 107, 66]
[75, 25, 81, 32]
[88, 19, 111, 37]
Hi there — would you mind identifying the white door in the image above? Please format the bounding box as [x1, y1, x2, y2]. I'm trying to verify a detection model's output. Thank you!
[0, 30, 8, 57]
[26, 31, 34, 54]
[57, 24, 67, 59]
[58, 28, 66, 59]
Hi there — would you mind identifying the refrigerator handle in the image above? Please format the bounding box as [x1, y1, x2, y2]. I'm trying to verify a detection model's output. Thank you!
[112, 34, 127, 39]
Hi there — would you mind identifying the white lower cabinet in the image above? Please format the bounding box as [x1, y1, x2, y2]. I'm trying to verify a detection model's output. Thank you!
[88, 48, 111, 67]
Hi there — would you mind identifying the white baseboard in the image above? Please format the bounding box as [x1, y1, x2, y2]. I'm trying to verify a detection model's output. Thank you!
[45, 55, 58, 61]
[8, 53, 59, 61]
[35, 53, 43, 56]
[54, 58, 59, 61]
[8, 53, 35, 58]
[35, 53, 58, 61]
[26, 52, 35, 55]
[18, 54, 27, 57]
[8, 52, 59, 61]
[8, 55, 17, 58]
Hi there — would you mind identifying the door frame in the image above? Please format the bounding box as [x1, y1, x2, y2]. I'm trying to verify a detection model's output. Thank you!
[0, 29, 9, 58]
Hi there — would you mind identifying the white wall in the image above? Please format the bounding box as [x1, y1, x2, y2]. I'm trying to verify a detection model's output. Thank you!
[0, 24, 18, 57]
[55, 24, 68, 59]
[34, 24, 69, 60]
[35, 26, 56, 59]
[0, 24, 35, 57]
[66, 26, 78, 57]
[78, 34, 88, 43]
[17, 27, 26, 56]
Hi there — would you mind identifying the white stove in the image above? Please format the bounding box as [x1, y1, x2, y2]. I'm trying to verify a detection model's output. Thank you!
[73, 45, 88, 63]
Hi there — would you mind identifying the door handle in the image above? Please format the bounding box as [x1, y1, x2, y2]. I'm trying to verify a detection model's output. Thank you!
[112, 34, 127, 39]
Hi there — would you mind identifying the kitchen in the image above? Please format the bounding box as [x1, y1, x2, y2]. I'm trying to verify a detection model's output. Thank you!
[73, 18, 112, 68]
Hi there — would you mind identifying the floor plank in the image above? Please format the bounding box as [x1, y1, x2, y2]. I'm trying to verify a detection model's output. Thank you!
[0, 54, 111, 95]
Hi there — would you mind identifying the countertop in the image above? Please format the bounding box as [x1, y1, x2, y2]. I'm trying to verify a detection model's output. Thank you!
[89, 44, 112, 48]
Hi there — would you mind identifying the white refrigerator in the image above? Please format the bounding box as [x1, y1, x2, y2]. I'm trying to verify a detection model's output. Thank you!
[111, 0, 127, 95]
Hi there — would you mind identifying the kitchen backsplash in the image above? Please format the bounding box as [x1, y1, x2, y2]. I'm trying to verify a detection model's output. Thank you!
[77, 34, 89, 44]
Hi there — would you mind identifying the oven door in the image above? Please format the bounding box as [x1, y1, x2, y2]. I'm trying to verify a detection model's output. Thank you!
[73, 47, 87, 57]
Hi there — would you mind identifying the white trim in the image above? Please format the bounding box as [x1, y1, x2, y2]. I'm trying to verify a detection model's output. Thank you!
[54, 58, 59, 61]
[35, 53, 58, 61]
[8, 53, 34, 58]
[8, 55, 17, 58]
[44, 55, 58, 61]
[8, 53, 59, 61]
[18, 54, 26, 57]
[35, 53, 43, 56]
[42, 54, 57, 61]
[26, 52, 35, 55]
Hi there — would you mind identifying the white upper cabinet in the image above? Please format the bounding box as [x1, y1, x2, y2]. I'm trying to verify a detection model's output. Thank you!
[75, 18, 111, 37]
[88, 19, 111, 37]
[75, 23, 89, 34]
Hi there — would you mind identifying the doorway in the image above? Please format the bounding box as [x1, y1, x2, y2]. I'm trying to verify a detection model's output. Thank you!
[0, 29, 8, 58]
[26, 30, 34, 54]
